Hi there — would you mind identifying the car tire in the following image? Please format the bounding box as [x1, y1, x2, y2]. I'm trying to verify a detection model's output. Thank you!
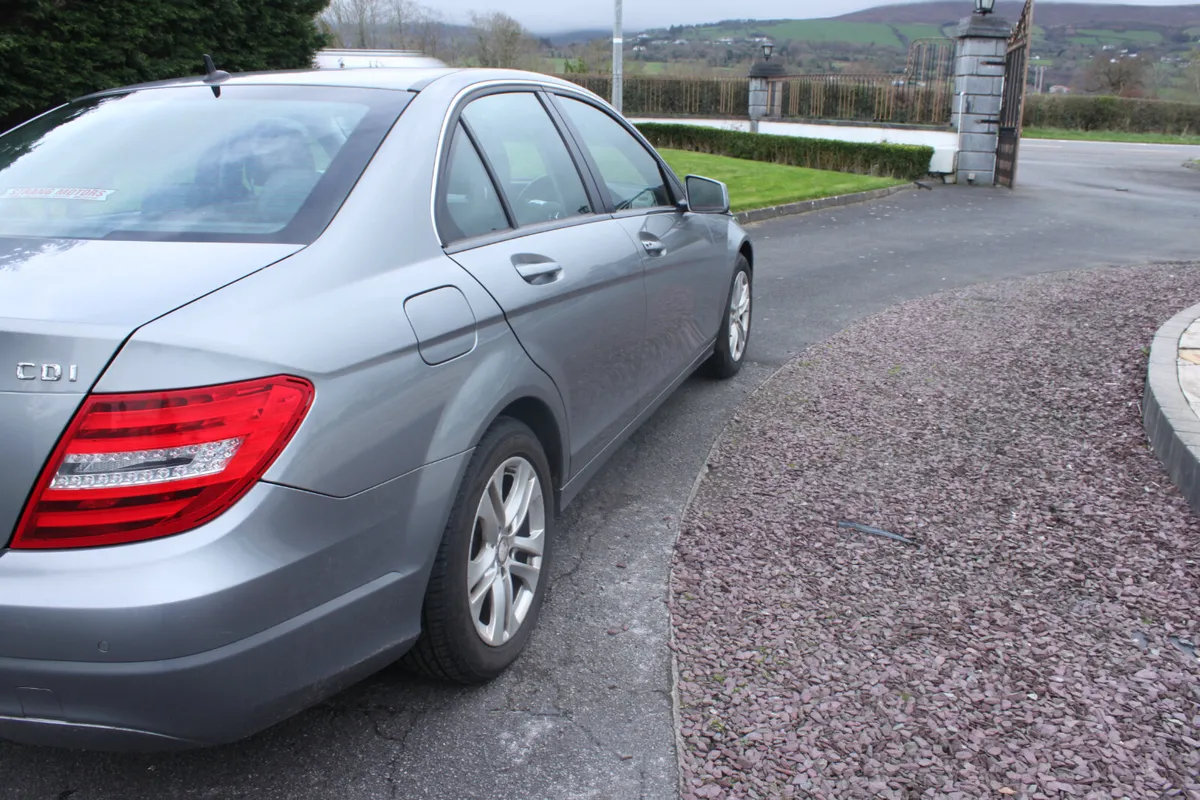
[403, 417, 553, 684]
[704, 255, 752, 379]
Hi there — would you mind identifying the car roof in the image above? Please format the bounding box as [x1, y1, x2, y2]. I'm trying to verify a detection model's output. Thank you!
[76, 67, 598, 103]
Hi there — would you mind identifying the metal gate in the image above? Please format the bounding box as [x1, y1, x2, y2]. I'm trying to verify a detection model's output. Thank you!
[996, 0, 1035, 188]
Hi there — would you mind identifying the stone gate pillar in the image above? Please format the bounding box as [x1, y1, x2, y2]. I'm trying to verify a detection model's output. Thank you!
[952, 14, 1011, 185]
[748, 61, 784, 134]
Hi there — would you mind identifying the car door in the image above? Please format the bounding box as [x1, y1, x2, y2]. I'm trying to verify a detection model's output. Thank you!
[549, 93, 729, 406]
[438, 89, 647, 474]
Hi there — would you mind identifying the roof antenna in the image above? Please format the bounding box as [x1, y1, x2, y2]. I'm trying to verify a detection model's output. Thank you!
[202, 54, 231, 97]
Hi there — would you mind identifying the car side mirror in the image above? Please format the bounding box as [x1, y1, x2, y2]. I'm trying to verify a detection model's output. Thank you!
[684, 175, 730, 215]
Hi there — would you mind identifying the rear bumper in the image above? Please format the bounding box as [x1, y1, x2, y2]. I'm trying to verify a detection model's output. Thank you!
[0, 572, 419, 750]
[0, 452, 468, 750]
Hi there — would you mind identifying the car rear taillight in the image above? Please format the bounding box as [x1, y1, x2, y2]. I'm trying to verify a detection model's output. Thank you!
[12, 376, 314, 550]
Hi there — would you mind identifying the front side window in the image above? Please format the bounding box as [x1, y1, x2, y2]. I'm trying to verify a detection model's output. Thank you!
[0, 85, 410, 243]
[555, 96, 671, 211]
[461, 92, 592, 227]
[438, 123, 511, 244]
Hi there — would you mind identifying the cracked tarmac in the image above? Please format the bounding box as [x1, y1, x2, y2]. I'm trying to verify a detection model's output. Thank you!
[0, 138, 1197, 799]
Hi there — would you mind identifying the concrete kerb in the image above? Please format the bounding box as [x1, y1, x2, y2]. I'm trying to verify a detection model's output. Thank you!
[1144, 300, 1200, 515]
[733, 183, 917, 225]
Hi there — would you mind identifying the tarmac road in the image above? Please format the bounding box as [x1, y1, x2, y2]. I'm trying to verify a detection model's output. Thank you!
[1, 138, 1197, 800]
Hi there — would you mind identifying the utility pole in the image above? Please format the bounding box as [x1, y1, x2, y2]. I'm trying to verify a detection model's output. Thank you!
[612, 0, 623, 113]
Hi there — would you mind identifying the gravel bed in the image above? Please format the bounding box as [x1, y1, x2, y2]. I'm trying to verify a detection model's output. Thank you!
[672, 264, 1200, 799]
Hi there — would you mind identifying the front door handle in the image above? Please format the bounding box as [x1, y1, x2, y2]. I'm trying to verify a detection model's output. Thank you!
[514, 260, 563, 285]
[641, 237, 667, 257]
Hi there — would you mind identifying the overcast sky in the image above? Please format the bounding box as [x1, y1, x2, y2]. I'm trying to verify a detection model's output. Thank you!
[437, 0, 1200, 33]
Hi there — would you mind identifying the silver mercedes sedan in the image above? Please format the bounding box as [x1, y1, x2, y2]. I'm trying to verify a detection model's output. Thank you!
[0, 65, 754, 750]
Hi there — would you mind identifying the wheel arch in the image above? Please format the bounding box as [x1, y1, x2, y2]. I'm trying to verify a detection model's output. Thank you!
[737, 237, 754, 273]
[495, 396, 566, 508]
[469, 386, 569, 516]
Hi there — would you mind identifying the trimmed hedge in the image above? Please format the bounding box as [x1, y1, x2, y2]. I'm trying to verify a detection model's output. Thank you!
[1024, 95, 1200, 135]
[635, 122, 934, 180]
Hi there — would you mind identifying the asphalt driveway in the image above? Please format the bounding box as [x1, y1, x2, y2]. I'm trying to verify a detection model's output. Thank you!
[1, 138, 1198, 800]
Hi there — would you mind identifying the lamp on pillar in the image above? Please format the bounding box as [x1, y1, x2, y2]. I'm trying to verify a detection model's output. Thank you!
[761, 42, 774, 60]
[974, 0, 996, 15]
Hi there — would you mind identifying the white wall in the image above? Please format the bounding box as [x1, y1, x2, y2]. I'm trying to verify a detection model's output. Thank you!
[629, 117, 958, 175]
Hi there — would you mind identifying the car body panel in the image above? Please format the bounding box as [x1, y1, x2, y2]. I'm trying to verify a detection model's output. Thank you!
[449, 220, 647, 475]
[614, 210, 729, 404]
[0, 237, 303, 336]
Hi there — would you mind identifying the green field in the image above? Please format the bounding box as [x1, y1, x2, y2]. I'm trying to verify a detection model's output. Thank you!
[689, 20, 907, 48]
[1069, 28, 1164, 46]
[659, 149, 905, 212]
[1023, 127, 1200, 145]
[895, 24, 946, 41]
[1077, 28, 1164, 43]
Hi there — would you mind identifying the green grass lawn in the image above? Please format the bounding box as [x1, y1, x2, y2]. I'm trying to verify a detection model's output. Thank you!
[690, 20, 905, 48]
[1023, 127, 1200, 146]
[659, 149, 905, 212]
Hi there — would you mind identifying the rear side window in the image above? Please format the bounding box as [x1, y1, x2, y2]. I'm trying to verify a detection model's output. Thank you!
[460, 92, 593, 227]
[0, 85, 411, 243]
[437, 123, 511, 244]
[555, 96, 671, 211]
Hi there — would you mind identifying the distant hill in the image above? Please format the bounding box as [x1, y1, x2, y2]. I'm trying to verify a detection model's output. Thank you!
[544, 28, 610, 46]
[836, 1, 1200, 27]
[633, 3, 1200, 57]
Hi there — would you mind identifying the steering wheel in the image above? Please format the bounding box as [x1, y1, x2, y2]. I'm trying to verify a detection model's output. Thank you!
[513, 175, 568, 222]
[515, 175, 558, 208]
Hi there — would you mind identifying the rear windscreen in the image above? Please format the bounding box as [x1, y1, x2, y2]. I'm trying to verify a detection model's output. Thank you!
[0, 84, 411, 244]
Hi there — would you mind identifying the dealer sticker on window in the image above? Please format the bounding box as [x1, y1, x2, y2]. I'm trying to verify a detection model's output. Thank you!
[2, 187, 116, 201]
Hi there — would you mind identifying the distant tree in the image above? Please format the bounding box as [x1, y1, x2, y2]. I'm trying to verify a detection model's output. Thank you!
[0, 0, 328, 131]
[385, 0, 444, 56]
[467, 11, 536, 69]
[1086, 53, 1146, 96]
[324, 0, 384, 48]
[323, 0, 444, 56]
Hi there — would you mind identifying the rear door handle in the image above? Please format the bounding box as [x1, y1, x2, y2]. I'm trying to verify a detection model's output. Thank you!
[514, 261, 563, 285]
[641, 237, 666, 257]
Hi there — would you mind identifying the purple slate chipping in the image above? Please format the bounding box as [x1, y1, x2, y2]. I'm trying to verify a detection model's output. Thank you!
[672, 264, 1200, 799]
